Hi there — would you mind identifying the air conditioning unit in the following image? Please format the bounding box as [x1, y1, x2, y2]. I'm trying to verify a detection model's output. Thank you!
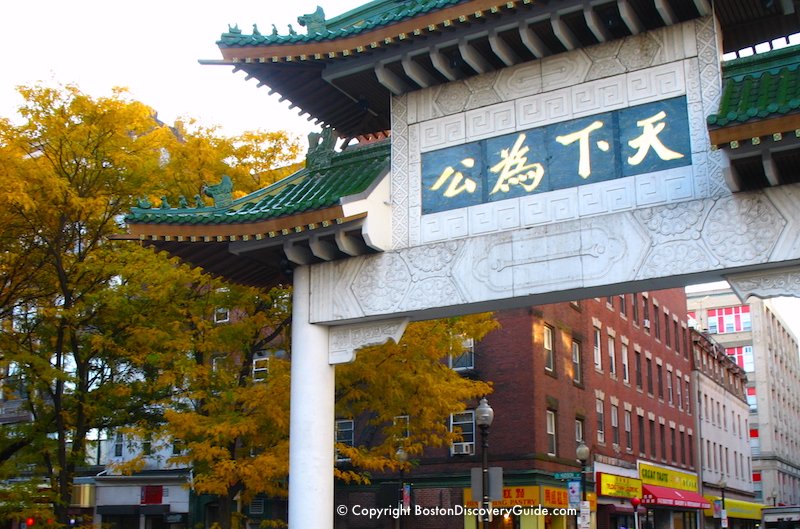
[643, 319, 651, 329]
[451, 442, 475, 456]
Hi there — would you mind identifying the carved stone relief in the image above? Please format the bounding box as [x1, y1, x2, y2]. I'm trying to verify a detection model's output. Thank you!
[329, 319, 409, 364]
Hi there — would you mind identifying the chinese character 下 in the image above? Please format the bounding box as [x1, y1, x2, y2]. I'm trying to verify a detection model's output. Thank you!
[489, 133, 545, 194]
[627, 110, 684, 165]
[429, 158, 477, 197]
[555, 120, 609, 179]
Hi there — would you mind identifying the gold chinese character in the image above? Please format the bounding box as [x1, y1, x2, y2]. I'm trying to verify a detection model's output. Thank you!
[627, 110, 684, 165]
[555, 120, 609, 179]
[429, 158, 477, 197]
[489, 133, 544, 194]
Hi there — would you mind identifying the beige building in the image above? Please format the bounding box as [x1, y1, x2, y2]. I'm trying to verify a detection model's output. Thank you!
[688, 287, 800, 505]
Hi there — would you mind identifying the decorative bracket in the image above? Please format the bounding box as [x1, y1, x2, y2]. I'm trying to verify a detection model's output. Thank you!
[726, 267, 800, 301]
[329, 318, 409, 364]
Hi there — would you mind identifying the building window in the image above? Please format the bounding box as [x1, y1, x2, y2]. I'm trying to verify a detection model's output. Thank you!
[747, 387, 757, 411]
[632, 293, 640, 324]
[624, 410, 633, 450]
[252, 355, 270, 381]
[666, 369, 674, 405]
[638, 415, 646, 454]
[576, 418, 585, 444]
[214, 307, 230, 323]
[727, 346, 755, 372]
[335, 419, 355, 461]
[450, 411, 476, 455]
[449, 337, 475, 371]
[646, 358, 654, 395]
[572, 341, 582, 385]
[670, 427, 677, 462]
[393, 415, 410, 440]
[593, 328, 602, 370]
[607, 336, 616, 376]
[596, 399, 605, 444]
[660, 423, 667, 460]
[642, 296, 650, 326]
[544, 325, 555, 373]
[621, 343, 630, 383]
[688, 433, 694, 466]
[620, 295, 627, 316]
[649, 419, 657, 457]
[611, 404, 619, 445]
[664, 313, 671, 347]
[635, 351, 642, 389]
[653, 304, 661, 339]
[657, 364, 664, 399]
[707, 306, 751, 334]
[114, 432, 124, 457]
[674, 321, 680, 354]
[546, 410, 557, 456]
[685, 380, 691, 414]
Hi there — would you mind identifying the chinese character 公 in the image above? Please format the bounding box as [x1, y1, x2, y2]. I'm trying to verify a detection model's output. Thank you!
[429, 158, 478, 197]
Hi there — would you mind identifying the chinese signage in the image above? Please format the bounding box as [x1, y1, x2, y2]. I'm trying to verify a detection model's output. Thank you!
[421, 96, 691, 214]
[464, 486, 540, 507]
[597, 473, 643, 498]
[638, 462, 698, 491]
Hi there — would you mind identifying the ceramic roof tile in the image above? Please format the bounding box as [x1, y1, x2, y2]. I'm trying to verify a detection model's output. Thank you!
[217, 0, 465, 48]
[126, 140, 390, 226]
[708, 44, 800, 128]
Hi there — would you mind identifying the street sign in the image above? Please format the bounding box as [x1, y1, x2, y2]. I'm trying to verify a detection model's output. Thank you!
[555, 472, 581, 480]
[471, 467, 504, 501]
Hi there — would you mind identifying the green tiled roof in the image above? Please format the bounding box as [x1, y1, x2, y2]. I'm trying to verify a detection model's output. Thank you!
[707, 44, 800, 128]
[218, 0, 465, 48]
[126, 140, 390, 225]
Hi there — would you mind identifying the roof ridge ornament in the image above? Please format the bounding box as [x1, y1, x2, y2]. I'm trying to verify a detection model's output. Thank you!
[298, 6, 327, 35]
[202, 175, 234, 208]
[306, 127, 337, 171]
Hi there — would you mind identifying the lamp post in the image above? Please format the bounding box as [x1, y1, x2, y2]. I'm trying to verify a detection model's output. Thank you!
[396, 447, 408, 528]
[631, 497, 641, 529]
[718, 479, 727, 529]
[576, 441, 591, 529]
[475, 398, 494, 529]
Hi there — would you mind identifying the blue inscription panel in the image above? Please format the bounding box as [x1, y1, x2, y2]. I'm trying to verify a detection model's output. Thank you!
[421, 96, 691, 215]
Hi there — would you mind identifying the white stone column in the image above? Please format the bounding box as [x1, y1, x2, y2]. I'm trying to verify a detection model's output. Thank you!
[289, 265, 335, 529]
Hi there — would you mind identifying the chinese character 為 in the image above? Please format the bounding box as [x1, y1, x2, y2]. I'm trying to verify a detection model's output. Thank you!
[489, 133, 545, 194]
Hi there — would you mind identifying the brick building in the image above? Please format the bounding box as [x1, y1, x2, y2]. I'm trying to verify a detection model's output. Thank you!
[336, 289, 705, 529]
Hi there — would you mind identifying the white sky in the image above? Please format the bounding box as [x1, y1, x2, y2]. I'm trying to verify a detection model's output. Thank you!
[0, 0, 364, 139]
[2, 1, 799, 337]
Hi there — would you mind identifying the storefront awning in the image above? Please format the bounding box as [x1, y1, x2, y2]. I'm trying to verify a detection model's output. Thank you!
[703, 497, 764, 520]
[642, 485, 711, 509]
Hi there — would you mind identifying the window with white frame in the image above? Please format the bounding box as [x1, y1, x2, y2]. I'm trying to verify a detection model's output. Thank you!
[667, 369, 674, 405]
[608, 335, 616, 376]
[393, 415, 410, 440]
[544, 325, 554, 372]
[214, 307, 230, 324]
[593, 328, 602, 370]
[546, 410, 557, 456]
[596, 398, 605, 443]
[450, 410, 476, 455]
[611, 404, 619, 445]
[449, 337, 475, 371]
[575, 418, 585, 444]
[335, 419, 354, 461]
[572, 341, 582, 384]
[621, 343, 629, 383]
[252, 355, 270, 381]
[624, 409, 633, 450]
[114, 432, 124, 457]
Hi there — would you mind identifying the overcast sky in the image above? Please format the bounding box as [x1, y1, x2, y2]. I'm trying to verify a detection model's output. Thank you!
[2, 0, 799, 335]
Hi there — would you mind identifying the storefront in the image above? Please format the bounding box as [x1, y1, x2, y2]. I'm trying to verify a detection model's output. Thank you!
[638, 463, 708, 529]
[702, 497, 762, 529]
[463, 485, 597, 529]
[595, 472, 645, 529]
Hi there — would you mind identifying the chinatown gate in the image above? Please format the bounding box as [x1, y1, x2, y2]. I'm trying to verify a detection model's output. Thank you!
[124, 1, 800, 528]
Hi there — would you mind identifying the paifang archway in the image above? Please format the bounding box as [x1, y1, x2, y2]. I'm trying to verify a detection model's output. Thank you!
[125, 2, 800, 528]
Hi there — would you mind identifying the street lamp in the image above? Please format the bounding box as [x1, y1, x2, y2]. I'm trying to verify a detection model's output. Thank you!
[475, 398, 494, 529]
[576, 441, 591, 529]
[396, 447, 408, 527]
[719, 479, 727, 529]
